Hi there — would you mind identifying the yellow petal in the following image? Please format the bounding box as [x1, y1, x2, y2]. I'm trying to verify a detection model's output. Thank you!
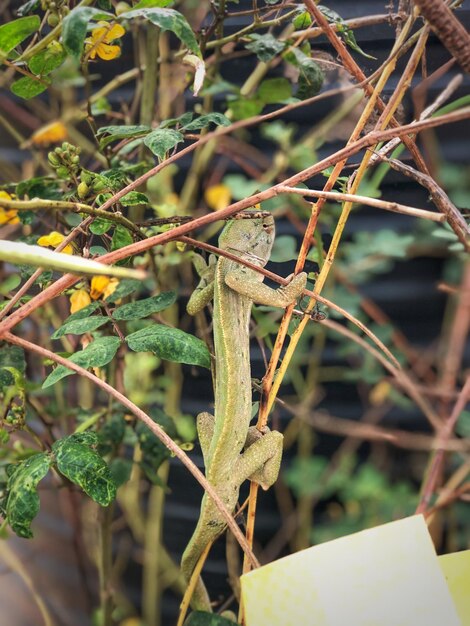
[70, 289, 92, 314]
[96, 43, 121, 60]
[37, 231, 65, 247]
[204, 184, 231, 211]
[0, 190, 12, 200]
[31, 121, 68, 146]
[90, 275, 111, 300]
[369, 380, 391, 405]
[103, 23, 126, 42]
[62, 244, 74, 255]
[0, 208, 19, 225]
[102, 278, 119, 300]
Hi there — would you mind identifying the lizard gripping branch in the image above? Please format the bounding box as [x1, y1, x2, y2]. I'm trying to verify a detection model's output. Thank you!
[181, 213, 307, 612]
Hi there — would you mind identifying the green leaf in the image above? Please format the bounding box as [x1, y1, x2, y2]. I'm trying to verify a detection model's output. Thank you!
[16, 0, 40, 17]
[109, 458, 132, 487]
[53, 435, 116, 506]
[184, 611, 239, 626]
[0, 345, 25, 388]
[28, 44, 66, 76]
[64, 302, 101, 323]
[42, 336, 121, 388]
[6, 453, 52, 538]
[118, 8, 200, 56]
[0, 15, 40, 55]
[284, 457, 328, 498]
[182, 113, 231, 131]
[89, 217, 113, 235]
[144, 128, 184, 159]
[119, 191, 149, 206]
[51, 315, 108, 339]
[15, 175, 62, 200]
[126, 324, 211, 368]
[11, 76, 49, 99]
[97, 124, 151, 149]
[112, 291, 176, 320]
[105, 278, 140, 303]
[270, 235, 297, 262]
[286, 48, 323, 99]
[292, 11, 312, 30]
[258, 77, 292, 104]
[245, 33, 285, 62]
[62, 7, 113, 59]
[111, 224, 133, 251]
[318, 5, 375, 60]
[228, 98, 264, 121]
[136, 407, 177, 482]
[133, 0, 173, 7]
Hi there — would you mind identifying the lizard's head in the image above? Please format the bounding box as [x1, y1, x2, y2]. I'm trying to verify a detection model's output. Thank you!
[218, 212, 275, 266]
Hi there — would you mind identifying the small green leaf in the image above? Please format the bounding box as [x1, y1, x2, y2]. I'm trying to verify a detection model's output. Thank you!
[182, 113, 231, 131]
[318, 5, 375, 60]
[16, 0, 40, 17]
[0, 15, 40, 55]
[132, 0, 173, 7]
[270, 235, 297, 262]
[42, 336, 121, 388]
[286, 48, 324, 99]
[89, 218, 113, 235]
[105, 278, 140, 303]
[64, 302, 101, 323]
[118, 8, 200, 56]
[111, 224, 133, 251]
[112, 291, 176, 320]
[184, 611, 239, 626]
[144, 128, 184, 159]
[6, 453, 52, 538]
[245, 33, 285, 62]
[126, 324, 211, 368]
[0, 345, 25, 388]
[119, 191, 149, 206]
[109, 458, 132, 487]
[293, 11, 312, 30]
[258, 77, 292, 104]
[53, 435, 116, 506]
[28, 44, 66, 76]
[228, 98, 264, 121]
[136, 407, 177, 482]
[11, 76, 49, 99]
[97, 124, 151, 149]
[62, 7, 113, 59]
[51, 315, 108, 339]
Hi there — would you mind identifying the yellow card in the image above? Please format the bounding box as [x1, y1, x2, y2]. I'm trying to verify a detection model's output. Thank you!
[439, 550, 470, 625]
[241, 515, 461, 626]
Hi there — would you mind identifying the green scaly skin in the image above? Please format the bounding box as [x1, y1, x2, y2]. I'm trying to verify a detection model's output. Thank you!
[181, 213, 307, 611]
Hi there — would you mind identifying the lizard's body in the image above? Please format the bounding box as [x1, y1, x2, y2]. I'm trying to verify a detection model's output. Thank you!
[181, 213, 306, 611]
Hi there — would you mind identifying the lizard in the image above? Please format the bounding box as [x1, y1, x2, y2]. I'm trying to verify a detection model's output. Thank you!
[181, 211, 307, 611]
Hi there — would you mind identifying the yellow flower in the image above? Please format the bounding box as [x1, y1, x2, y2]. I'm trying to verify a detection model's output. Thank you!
[31, 121, 68, 147]
[70, 289, 92, 314]
[37, 231, 73, 254]
[85, 22, 126, 61]
[90, 276, 119, 300]
[0, 190, 20, 225]
[204, 184, 231, 211]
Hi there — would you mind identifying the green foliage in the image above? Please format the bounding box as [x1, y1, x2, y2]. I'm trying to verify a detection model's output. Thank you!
[136, 407, 177, 483]
[182, 113, 231, 131]
[126, 324, 211, 368]
[245, 33, 285, 62]
[257, 77, 292, 104]
[42, 336, 121, 387]
[112, 291, 176, 320]
[318, 5, 376, 59]
[28, 43, 66, 75]
[0, 15, 40, 54]
[6, 453, 52, 538]
[62, 7, 113, 59]
[117, 8, 200, 56]
[144, 128, 184, 159]
[105, 279, 141, 303]
[52, 433, 117, 506]
[285, 47, 324, 99]
[0, 345, 26, 389]
[51, 315, 108, 339]
[11, 76, 49, 99]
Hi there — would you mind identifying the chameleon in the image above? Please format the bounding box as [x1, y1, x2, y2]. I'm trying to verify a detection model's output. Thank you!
[181, 212, 307, 611]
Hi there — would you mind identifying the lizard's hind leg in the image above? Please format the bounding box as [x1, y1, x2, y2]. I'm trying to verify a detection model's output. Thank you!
[236, 427, 284, 490]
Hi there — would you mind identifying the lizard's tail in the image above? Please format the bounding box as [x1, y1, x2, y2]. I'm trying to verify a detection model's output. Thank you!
[181, 540, 213, 611]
